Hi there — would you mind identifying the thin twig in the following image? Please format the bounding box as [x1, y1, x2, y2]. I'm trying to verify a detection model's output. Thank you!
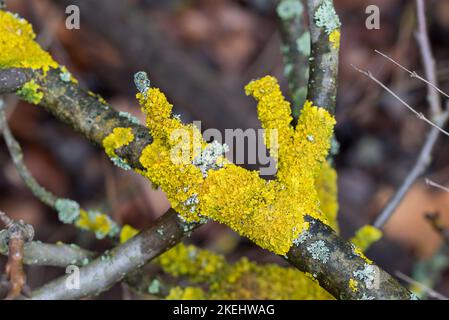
[0, 99, 57, 207]
[426, 178, 449, 193]
[366, 1, 448, 228]
[0, 210, 34, 299]
[395, 271, 448, 300]
[374, 50, 449, 101]
[0, 230, 95, 267]
[415, 0, 442, 116]
[373, 117, 447, 228]
[351, 65, 449, 138]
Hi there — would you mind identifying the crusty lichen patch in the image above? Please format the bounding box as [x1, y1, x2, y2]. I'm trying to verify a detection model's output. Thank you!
[137, 75, 336, 255]
[329, 29, 340, 49]
[75, 209, 119, 239]
[102, 127, 134, 170]
[349, 278, 358, 292]
[314, 0, 341, 35]
[16, 80, 44, 105]
[0, 11, 57, 72]
[160, 243, 334, 300]
[119, 224, 139, 243]
[350, 225, 382, 252]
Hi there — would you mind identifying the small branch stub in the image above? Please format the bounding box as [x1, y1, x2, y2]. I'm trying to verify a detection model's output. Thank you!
[0, 211, 34, 299]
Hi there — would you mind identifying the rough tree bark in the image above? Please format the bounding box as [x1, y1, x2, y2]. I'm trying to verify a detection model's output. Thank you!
[0, 65, 412, 299]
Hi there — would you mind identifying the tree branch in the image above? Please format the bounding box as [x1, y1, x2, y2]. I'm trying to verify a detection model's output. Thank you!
[0, 99, 57, 207]
[0, 69, 31, 94]
[0, 230, 95, 267]
[415, 0, 442, 116]
[0, 66, 412, 299]
[277, 0, 310, 117]
[31, 209, 198, 299]
[287, 216, 413, 299]
[354, 0, 449, 228]
[306, 0, 340, 113]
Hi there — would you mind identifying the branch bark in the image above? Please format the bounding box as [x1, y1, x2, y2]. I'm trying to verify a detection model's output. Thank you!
[306, 0, 340, 113]
[0, 66, 411, 299]
[31, 209, 197, 299]
[0, 230, 95, 267]
[277, 0, 310, 117]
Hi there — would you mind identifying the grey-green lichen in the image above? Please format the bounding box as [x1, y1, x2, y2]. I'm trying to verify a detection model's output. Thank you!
[307, 240, 330, 263]
[148, 279, 161, 294]
[360, 293, 375, 300]
[192, 141, 229, 177]
[292, 228, 311, 246]
[59, 70, 72, 82]
[118, 111, 141, 125]
[353, 263, 377, 290]
[55, 198, 80, 224]
[277, 0, 304, 20]
[410, 293, 419, 300]
[134, 71, 151, 96]
[110, 155, 132, 170]
[314, 0, 341, 34]
[296, 32, 311, 56]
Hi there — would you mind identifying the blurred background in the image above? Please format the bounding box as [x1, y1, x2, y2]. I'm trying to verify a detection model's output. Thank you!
[1, 0, 449, 298]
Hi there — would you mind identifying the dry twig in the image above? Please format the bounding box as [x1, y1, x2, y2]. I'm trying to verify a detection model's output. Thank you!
[0, 211, 34, 299]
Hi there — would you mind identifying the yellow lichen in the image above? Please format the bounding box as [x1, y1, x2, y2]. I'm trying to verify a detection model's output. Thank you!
[159, 243, 333, 300]
[120, 224, 139, 243]
[166, 286, 207, 300]
[349, 278, 358, 292]
[16, 80, 43, 105]
[329, 30, 340, 49]
[352, 245, 373, 265]
[350, 225, 383, 252]
[138, 76, 336, 255]
[75, 209, 118, 239]
[102, 127, 134, 160]
[157, 243, 227, 283]
[315, 161, 339, 232]
[0, 11, 57, 72]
